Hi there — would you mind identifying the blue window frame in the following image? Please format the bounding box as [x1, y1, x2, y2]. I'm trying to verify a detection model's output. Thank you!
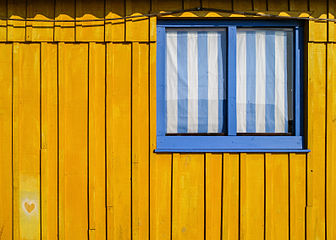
[156, 20, 308, 152]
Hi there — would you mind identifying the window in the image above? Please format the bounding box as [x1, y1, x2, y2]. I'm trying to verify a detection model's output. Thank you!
[156, 20, 307, 152]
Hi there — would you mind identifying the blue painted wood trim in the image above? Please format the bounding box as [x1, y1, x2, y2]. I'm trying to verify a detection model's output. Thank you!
[227, 26, 237, 136]
[155, 149, 310, 153]
[156, 26, 166, 139]
[157, 136, 304, 150]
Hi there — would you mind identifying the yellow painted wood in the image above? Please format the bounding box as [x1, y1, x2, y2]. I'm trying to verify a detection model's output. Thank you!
[54, 0, 75, 42]
[151, 0, 183, 11]
[0, 43, 12, 240]
[59, 43, 89, 240]
[149, 41, 172, 240]
[268, 0, 288, 11]
[183, 0, 201, 8]
[222, 153, 239, 240]
[125, 0, 150, 42]
[41, 42, 58, 240]
[13, 43, 41, 240]
[289, 153, 306, 240]
[309, 0, 328, 42]
[233, 0, 252, 11]
[132, 42, 149, 240]
[26, 0, 54, 41]
[202, 0, 232, 10]
[307, 43, 326, 240]
[8, 0, 26, 41]
[265, 153, 289, 240]
[88, 42, 106, 240]
[0, 0, 7, 41]
[253, 0, 266, 11]
[106, 43, 132, 240]
[205, 153, 222, 240]
[329, 0, 336, 42]
[289, 0, 308, 11]
[240, 153, 264, 240]
[76, 0, 104, 42]
[172, 153, 204, 240]
[327, 43, 336, 240]
[105, 0, 125, 42]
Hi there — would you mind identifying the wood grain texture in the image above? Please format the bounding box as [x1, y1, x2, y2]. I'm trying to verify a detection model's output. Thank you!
[88, 42, 106, 240]
[265, 153, 289, 240]
[26, 0, 54, 41]
[240, 153, 264, 240]
[172, 153, 204, 240]
[105, 0, 125, 42]
[54, 0, 75, 42]
[41, 42, 58, 240]
[307, 43, 326, 240]
[326, 43, 336, 240]
[76, 0, 104, 42]
[13, 43, 41, 240]
[132, 42, 149, 240]
[0, 43, 12, 240]
[106, 43, 132, 240]
[0, 0, 7, 41]
[8, 0, 26, 41]
[58, 43, 88, 240]
[205, 153, 222, 240]
[289, 153, 306, 240]
[222, 153, 239, 240]
[309, 0, 328, 42]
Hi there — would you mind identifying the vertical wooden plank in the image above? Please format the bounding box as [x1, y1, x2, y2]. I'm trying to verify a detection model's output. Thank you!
[26, 0, 54, 42]
[0, 43, 12, 240]
[125, 0, 150, 42]
[41, 42, 58, 240]
[149, 41, 172, 240]
[88, 42, 106, 240]
[233, 0, 252, 11]
[105, 0, 125, 42]
[326, 43, 336, 240]
[253, 0, 266, 11]
[13, 43, 41, 240]
[76, 0, 105, 42]
[106, 43, 132, 240]
[289, 153, 306, 240]
[172, 153, 204, 240]
[55, 0, 75, 42]
[306, 43, 326, 240]
[309, 0, 328, 42]
[58, 43, 88, 240]
[205, 153, 222, 240]
[0, 0, 7, 41]
[265, 153, 289, 240]
[240, 153, 264, 240]
[222, 153, 239, 240]
[8, 0, 26, 41]
[132, 42, 149, 240]
[151, 0, 183, 11]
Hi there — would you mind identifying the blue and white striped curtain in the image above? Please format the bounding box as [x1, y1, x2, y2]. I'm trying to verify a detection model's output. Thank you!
[166, 29, 227, 134]
[236, 29, 293, 133]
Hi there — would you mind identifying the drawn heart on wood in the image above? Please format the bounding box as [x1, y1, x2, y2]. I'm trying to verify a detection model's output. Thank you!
[23, 200, 36, 214]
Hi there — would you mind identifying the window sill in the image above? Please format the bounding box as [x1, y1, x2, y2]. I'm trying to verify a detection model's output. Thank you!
[155, 148, 310, 153]
[156, 135, 308, 153]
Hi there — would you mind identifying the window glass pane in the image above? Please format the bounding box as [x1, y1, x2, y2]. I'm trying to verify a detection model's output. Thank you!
[236, 28, 294, 134]
[166, 28, 227, 134]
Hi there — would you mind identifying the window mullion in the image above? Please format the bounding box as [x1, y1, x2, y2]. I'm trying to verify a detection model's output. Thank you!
[227, 26, 237, 136]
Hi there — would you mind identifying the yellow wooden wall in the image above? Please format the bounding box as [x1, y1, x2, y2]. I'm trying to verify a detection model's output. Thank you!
[0, 0, 335, 240]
